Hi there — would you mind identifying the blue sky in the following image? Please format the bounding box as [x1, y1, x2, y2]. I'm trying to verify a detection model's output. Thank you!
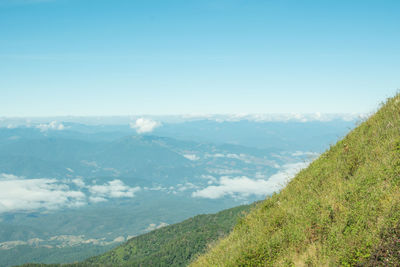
[1, 0, 399, 116]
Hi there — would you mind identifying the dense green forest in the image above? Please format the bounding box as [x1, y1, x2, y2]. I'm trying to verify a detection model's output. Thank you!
[18, 203, 253, 267]
[191, 95, 400, 266]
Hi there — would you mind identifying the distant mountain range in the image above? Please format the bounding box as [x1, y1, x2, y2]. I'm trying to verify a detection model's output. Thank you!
[0, 118, 356, 266]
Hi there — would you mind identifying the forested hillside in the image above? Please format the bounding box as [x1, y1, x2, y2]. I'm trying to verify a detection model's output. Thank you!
[18, 203, 253, 267]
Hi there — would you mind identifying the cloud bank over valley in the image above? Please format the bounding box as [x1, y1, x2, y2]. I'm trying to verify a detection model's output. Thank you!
[192, 162, 309, 199]
[0, 174, 140, 213]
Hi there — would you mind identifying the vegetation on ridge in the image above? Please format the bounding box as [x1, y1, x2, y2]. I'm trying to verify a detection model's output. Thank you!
[191, 94, 400, 266]
[17, 203, 253, 267]
[84, 203, 252, 266]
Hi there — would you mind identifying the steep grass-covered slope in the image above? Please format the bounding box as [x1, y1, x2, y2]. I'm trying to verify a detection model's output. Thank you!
[191, 95, 400, 266]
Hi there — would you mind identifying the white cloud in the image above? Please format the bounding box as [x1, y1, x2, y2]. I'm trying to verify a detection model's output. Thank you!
[177, 182, 198, 192]
[255, 172, 267, 179]
[192, 162, 309, 199]
[88, 180, 140, 200]
[130, 118, 160, 134]
[0, 176, 85, 213]
[72, 178, 85, 188]
[200, 175, 217, 183]
[183, 154, 199, 161]
[145, 222, 169, 232]
[291, 151, 320, 157]
[192, 176, 266, 199]
[175, 113, 362, 123]
[36, 121, 65, 132]
[0, 173, 20, 180]
[0, 174, 141, 213]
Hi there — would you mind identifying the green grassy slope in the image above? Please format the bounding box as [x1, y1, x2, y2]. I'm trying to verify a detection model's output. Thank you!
[18, 203, 253, 267]
[191, 94, 400, 266]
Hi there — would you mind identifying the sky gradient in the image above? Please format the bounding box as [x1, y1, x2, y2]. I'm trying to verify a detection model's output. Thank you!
[1, 0, 399, 116]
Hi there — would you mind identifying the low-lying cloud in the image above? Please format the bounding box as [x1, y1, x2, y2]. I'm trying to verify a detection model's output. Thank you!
[192, 162, 309, 199]
[0, 174, 140, 213]
[36, 121, 65, 132]
[204, 153, 279, 168]
[0, 177, 85, 213]
[291, 151, 319, 157]
[145, 222, 169, 232]
[89, 179, 140, 199]
[130, 118, 160, 134]
[183, 154, 200, 161]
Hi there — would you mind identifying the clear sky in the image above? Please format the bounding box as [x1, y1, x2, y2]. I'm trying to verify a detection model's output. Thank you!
[1, 0, 399, 116]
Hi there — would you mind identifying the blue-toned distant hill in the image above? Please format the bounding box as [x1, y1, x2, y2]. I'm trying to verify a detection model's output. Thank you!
[154, 119, 356, 151]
